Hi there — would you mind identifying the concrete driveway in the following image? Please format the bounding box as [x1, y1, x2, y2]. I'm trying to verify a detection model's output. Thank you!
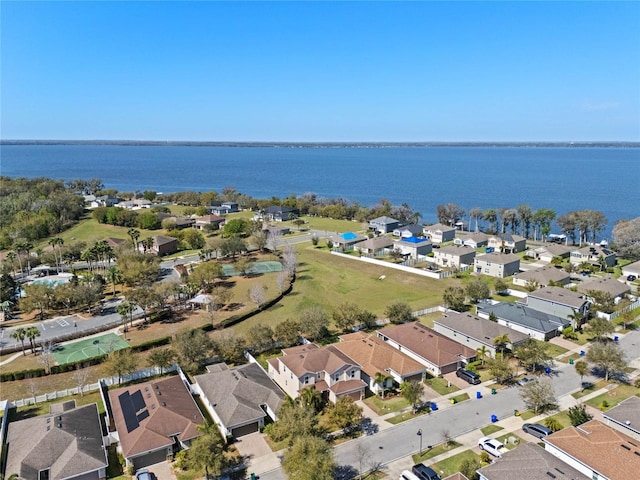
[145, 461, 175, 480]
[233, 432, 282, 476]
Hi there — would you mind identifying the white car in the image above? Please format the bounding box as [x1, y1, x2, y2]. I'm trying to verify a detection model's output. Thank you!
[478, 436, 507, 457]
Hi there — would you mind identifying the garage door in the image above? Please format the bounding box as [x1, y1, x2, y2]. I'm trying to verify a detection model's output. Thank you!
[232, 422, 259, 438]
[133, 449, 169, 469]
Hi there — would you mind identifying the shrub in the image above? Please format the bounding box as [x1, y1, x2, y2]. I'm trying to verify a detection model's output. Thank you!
[480, 451, 491, 464]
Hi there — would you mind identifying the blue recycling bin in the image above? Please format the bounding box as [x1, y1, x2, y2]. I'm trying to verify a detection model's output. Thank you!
[476, 391, 482, 399]
[614, 336, 619, 342]
[491, 414, 498, 423]
[545, 367, 551, 375]
[580, 350, 585, 356]
[431, 402, 438, 411]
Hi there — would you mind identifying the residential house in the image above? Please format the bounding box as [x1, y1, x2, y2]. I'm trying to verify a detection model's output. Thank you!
[194, 362, 285, 439]
[477, 443, 589, 480]
[267, 343, 366, 403]
[477, 302, 570, 341]
[433, 311, 529, 357]
[157, 214, 195, 229]
[376, 322, 476, 376]
[263, 224, 291, 237]
[104, 237, 126, 249]
[262, 205, 298, 222]
[602, 396, 640, 440]
[143, 235, 178, 256]
[332, 332, 426, 395]
[543, 419, 640, 480]
[394, 236, 433, 259]
[434, 245, 476, 268]
[369, 216, 400, 234]
[423, 223, 456, 244]
[569, 245, 617, 269]
[393, 223, 424, 238]
[526, 286, 590, 324]
[355, 236, 395, 256]
[90, 195, 119, 208]
[116, 199, 152, 210]
[512, 266, 570, 288]
[576, 277, 630, 304]
[194, 214, 225, 231]
[525, 243, 573, 263]
[621, 260, 640, 279]
[328, 232, 367, 251]
[208, 201, 239, 215]
[474, 252, 520, 278]
[106, 375, 205, 468]
[4, 401, 108, 480]
[454, 232, 489, 249]
[488, 233, 527, 254]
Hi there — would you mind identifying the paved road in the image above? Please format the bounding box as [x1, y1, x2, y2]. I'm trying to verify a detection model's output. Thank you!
[258, 329, 640, 480]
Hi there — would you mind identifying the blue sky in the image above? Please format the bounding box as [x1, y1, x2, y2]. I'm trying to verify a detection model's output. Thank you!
[2, 1, 639, 141]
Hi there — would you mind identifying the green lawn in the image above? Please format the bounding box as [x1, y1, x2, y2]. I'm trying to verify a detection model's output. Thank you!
[481, 424, 504, 436]
[559, 352, 582, 364]
[540, 411, 572, 430]
[430, 449, 481, 478]
[412, 441, 462, 463]
[571, 379, 609, 399]
[363, 394, 411, 415]
[519, 410, 536, 420]
[386, 409, 430, 424]
[425, 376, 460, 395]
[585, 384, 640, 410]
[450, 393, 470, 404]
[496, 433, 525, 450]
[532, 339, 568, 358]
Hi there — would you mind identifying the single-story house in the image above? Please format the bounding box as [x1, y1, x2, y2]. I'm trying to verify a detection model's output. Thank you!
[267, 343, 366, 403]
[423, 223, 456, 244]
[90, 195, 119, 208]
[488, 233, 526, 254]
[263, 224, 291, 237]
[208, 201, 239, 215]
[157, 214, 195, 229]
[525, 243, 573, 263]
[106, 375, 205, 468]
[621, 260, 640, 279]
[512, 266, 570, 288]
[262, 205, 298, 222]
[146, 235, 178, 256]
[576, 276, 630, 303]
[569, 245, 617, 269]
[433, 311, 529, 357]
[602, 395, 640, 440]
[4, 401, 108, 480]
[393, 223, 424, 238]
[376, 322, 476, 376]
[333, 332, 426, 394]
[477, 443, 589, 480]
[477, 302, 570, 341]
[454, 232, 489, 249]
[194, 214, 225, 231]
[394, 236, 433, 259]
[355, 236, 395, 256]
[105, 237, 126, 249]
[194, 362, 285, 439]
[474, 252, 521, 278]
[543, 420, 640, 480]
[526, 286, 590, 324]
[116, 199, 152, 210]
[369, 216, 400, 234]
[434, 245, 476, 268]
[329, 232, 367, 251]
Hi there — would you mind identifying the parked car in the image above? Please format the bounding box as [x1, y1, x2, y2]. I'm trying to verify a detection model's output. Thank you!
[516, 376, 536, 386]
[412, 463, 441, 480]
[456, 368, 481, 385]
[628, 274, 637, 282]
[399, 470, 421, 480]
[522, 423, 552, 439]
[478, 437, 507, 457]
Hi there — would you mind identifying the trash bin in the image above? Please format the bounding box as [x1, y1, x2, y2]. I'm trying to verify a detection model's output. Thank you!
[545, 367, 551, 375]
[614, 336, 619, 342]
[476, 391, 482, 399]
[431, 402, 438, 411]
[250, 474, 256, 480]
[451, 398, 456, 404]
[514, 409, 520, 417]
[491, 414, 498, 423]
[491, 388, 497, 395]
[580, 350, 585, 356]
[569, 358, 574, 365]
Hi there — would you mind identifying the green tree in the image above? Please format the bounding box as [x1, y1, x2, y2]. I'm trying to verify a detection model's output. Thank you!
[466, 278, 491, 303]
[183, 422, 230, 478]
[105, 349, 138, 383]
[388, 248, 404, 263]
[574, 360, 589, 390]
[189, 261, 223, 289]
[384, 301, 413, 324]
[274, 318, 301, 347]
[127, 228, 140, 250]
[11, 327, 27, 356]
[223, 218, 249, 237]
[105, 266, 123, 297]
[333, 302, 363, 332]
[493, 333, 511, 355]
[587, 316, 615, 341]
[298, 305, 329, 341]
[519, 377, 557, 414]
[220, 237, 247, 259]
[212, 330, 247, 364]
[374, 371, 392, 399]
[20, 283, 54, 321]
[544, 417, 563, 432]
[282, 435, 335, 480]
[476, 345, 489, 366]
[567, 403, 593, 426]
[116, 300, 135, 330]
[401, 380, 424, 412]
[245, 323, 275, 353]
[299, 387, 323, 413]
[514, 339, 553, 373]
[586, 341, 626, 381]
[459, 458, 481, 480]
[268, 402, 318, 444]
[442, 286, 466, 312]
[147, 348, 176, 374]
[487, 354, 513, 384]
[324, 396, 363, 432]
[172, 329, 214, 373]
[25, 326, 41, 354]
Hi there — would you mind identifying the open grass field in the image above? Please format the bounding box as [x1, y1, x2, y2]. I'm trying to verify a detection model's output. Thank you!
[48, 216, 166, 247]
[430, 449, 479, 478]
[52, 333, 129, 365]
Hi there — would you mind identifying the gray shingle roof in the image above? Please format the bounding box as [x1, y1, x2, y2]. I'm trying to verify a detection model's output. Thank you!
[602, 395, 640, 435]
[195, 363, 285, 429]
[478, 302, 570, 334]
[434, 311, 528, 348]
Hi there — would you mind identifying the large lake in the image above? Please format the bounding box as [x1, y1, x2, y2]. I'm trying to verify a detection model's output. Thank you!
[2, 145, 638, 239]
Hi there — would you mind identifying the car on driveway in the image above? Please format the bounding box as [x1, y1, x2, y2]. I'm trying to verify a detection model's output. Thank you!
[522, 423, 552, 439]
[412, 463, 441, 480]
[135, 470, 156, 480]
[478, 437, 507, 458]
[516, 376, 536, 386]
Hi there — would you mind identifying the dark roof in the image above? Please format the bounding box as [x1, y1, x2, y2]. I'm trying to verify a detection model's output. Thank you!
[434, 311, 528, 347]
[153, 235, 178, 246]
[602, 395, 640, 434]
[5, 403, 107, 480]
[477, 302, 570, 334]
[195, 363, 285, 429]
[264, 205, 296, 214]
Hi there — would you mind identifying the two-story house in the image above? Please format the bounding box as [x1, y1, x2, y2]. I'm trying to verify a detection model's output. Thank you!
[267, 344, 366, 403]
[423, 223, 456, 244]
[474, 252, 520, 278]
[488, 233, 526, 253]
[569, 245, 617, 269]
[434, 245, 476, 268]
[369, 216, 400, 234]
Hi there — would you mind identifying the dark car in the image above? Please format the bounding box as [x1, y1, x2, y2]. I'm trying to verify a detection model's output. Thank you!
[412, 463, 441, 480]
[456, 368, 481, 385]
[628, 275, 637, 282]
[522, 423, 552, 439]
[135, 470, 156, 480]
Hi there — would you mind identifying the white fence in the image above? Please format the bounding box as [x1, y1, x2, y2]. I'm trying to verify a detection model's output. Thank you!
[596, 298, 640, 321]
[6, 365, 176, 408]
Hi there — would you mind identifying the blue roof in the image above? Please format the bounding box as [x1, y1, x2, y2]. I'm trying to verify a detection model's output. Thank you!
[403, 236, 423, 244]
[340, 232, 358, 240]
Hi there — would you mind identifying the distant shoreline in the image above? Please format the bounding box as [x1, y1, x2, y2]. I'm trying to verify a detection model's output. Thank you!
[2, 140, 639, 148]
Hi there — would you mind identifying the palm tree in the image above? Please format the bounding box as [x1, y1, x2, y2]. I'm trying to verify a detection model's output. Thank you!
[374, 371, 392, 399]
[5, 251, 17, 276]
[25, 326, 41, 354]
[116, 301, 135, 331]
[574, 360, 588, 391]
[476, 345, 488, 366]
[128, 228, 141, 250]
[11, 327, 27, 355]
[105, 266, 123, 297]
[493, 334, 510, 355]
[469, 207, 483, 233]
[48, 237, 64, 272]
[299, 386, 322, 412]
[568, 309, 586, 331]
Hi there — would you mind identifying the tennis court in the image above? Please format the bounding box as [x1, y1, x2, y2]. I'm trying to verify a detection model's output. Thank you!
[221, 260, 283, 276]
[52, 333, 129, 365]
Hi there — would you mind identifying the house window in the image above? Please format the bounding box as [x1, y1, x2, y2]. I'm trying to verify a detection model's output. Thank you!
[350, 370, 356, 378]
[334, 374, 339, 382]
[39, 470, 50, 480]
[304, 375, 309, 384]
